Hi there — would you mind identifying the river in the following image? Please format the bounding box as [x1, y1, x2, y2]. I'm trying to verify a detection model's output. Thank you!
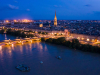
[0, 34, 100, 75]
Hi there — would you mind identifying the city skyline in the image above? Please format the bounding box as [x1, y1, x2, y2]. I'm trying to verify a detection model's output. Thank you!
[0, 0, 100, 20]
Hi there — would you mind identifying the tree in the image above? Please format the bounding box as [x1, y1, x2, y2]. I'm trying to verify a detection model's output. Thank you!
[57, 37, 66, 44]
[72, 39, 79, 44]
[0, 29, 5, 34]
[42, 32, 45, 35]
[64, 41, 72, 48]
[38, 31, 41, 34]
[29, 30, 32, 32]
[41, 38, 45, 41]
[46, 38, 53, 43]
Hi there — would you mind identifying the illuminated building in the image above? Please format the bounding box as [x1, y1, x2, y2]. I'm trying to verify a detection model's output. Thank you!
[14, 20, 17, 22]
[54, 10, 57, 26]
[39, 24, 43, 27]
[21, 19, 32, 23]
[5, 20, 9, 23]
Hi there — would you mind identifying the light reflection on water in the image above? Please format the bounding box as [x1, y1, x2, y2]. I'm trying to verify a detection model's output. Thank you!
[8, 46, 12, 57]
[0, 34, 100, 75]
[19, 45, 23, 54]
[0, 42, 100, 75]
[0, 46, 2, 51]
[12, 44, 14, 50]
[44, 45, 48, 51]
[5, 34, 7, 40]
[0, 46, 3, 59]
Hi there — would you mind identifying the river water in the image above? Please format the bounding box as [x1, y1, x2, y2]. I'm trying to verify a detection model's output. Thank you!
[0, 34, 100, 75]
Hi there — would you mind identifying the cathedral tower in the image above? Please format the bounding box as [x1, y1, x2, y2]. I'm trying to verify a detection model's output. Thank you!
[54, 11, 57, 26]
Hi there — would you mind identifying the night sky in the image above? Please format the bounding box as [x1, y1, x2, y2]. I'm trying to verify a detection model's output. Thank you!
[0, 0, 100, 20]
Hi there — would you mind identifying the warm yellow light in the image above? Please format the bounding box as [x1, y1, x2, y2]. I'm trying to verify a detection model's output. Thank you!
[82, 38, 84, 40]
[77, 37, 80, 40]
[87, 38, 89, 41]
[12, 44, 14, 47]
[14, 20, 17, 22]
[0, 46, 2, 50]
[19, 19, 32, 22]
[92, 39, 94, 42]
[6, 20, 9, 23]
[25, 20, 27, 22]
[39, 24, 43, 27]
[21, 19, 32, 22]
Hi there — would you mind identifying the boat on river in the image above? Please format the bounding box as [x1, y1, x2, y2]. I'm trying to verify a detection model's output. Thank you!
[40, 61, 43, 64]
[56, 56, 62, 60]
[15, 64, 30, 72]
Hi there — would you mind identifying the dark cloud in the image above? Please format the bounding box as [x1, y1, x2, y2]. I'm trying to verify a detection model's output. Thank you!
[0, 4, 19, 11]
[84, 4, 91, 7]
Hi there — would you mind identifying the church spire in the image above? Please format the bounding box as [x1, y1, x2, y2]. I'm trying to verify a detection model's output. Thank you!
[54, 10, 57, 26]
[55, 10, 56, 18]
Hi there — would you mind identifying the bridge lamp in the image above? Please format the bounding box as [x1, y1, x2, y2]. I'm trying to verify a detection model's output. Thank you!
[87, 39, 89, 41]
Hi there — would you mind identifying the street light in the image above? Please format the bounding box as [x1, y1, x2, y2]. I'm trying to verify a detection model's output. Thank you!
[87, 38, 89, 41]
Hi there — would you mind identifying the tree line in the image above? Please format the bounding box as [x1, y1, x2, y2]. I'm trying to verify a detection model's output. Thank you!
[41, 37, 100, 54]
[0, 29, 34, 38]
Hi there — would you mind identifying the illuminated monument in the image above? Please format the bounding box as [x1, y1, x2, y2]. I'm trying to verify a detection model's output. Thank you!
[54, 11, 57, 26]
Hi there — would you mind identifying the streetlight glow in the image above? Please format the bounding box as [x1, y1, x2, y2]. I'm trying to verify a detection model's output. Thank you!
[87, 38, 89, 41]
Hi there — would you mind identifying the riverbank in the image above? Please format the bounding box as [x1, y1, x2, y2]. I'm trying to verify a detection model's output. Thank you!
[41, 37, 100, 54]
[0, 29, 34, 38]
[0, 28, 100, 54]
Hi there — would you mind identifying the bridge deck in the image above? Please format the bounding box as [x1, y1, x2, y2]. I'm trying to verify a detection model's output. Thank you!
[0, 37, 41, 47]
